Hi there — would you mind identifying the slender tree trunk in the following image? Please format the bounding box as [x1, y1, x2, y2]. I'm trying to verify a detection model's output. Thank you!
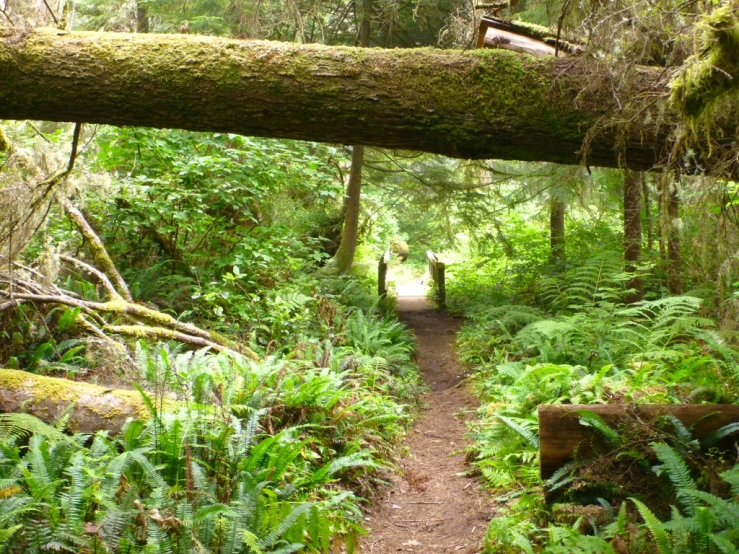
[332, 0, 371, 274]
[658, 181, 666, 264]
[624, 170, 643, 303]
[642, 174, 653, 252]
[666, 180, 682, 294]
[550, 196, 566, 269]
[333, 146, 365, 273]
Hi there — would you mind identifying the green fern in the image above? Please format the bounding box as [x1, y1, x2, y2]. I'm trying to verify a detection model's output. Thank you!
[651, 442, 698, 515]
[631, 498, 674, 554]
[0, 413, 70, 443]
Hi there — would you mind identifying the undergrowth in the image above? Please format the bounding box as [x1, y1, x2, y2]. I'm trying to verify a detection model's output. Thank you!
[0, 273, 424, 553]
[450, 250, 739, 553]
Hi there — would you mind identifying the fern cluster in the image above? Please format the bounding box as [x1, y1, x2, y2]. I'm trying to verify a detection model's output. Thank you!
[0, 275, 423, 553]
[451, 248, 739, 553]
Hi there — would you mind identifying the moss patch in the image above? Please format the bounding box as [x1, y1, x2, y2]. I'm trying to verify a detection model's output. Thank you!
[670, 6, 739, 119]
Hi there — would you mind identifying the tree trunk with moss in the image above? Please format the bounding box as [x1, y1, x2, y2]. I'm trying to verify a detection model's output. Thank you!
[0, 368, 159, 434]
[0, 27, 677, 169]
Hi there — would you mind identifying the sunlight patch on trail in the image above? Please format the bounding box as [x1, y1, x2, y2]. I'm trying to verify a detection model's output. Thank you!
[394, 279, 427, 298]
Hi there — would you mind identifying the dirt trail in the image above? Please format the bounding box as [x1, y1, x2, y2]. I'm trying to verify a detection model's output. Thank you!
[360, 291, 494, 553]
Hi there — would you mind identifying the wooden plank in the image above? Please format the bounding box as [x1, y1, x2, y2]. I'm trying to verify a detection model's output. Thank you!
[539, 404, 739, 479]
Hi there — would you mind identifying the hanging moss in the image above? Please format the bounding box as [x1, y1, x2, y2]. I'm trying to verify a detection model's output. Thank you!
[670, 6, 739, 119]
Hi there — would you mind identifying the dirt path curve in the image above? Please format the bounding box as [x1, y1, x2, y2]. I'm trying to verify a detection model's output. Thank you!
[360, 289, 494, 553]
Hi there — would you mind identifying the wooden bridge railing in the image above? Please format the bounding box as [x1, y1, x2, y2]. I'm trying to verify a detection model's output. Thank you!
[427, 250, 446, 309]
[378, 250, 391, 299]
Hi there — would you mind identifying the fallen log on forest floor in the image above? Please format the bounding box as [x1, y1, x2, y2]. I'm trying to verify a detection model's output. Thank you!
[539, 403, 739, 479]
[0, 368, 164, 434]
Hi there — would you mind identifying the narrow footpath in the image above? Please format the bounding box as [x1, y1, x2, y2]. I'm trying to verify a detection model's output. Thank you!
[360, 287, 494, 553]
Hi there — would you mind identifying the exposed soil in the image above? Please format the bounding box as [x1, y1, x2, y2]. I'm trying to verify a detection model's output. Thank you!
[360, 291, 495, 553]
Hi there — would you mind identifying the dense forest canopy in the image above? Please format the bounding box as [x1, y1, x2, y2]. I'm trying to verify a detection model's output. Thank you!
[2, 0, 739, 553]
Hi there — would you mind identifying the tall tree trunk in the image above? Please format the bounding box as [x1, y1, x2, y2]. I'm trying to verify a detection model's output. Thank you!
[666, 180, 682, 294]
[642, 174, 654, 252]
[0, 28, 679, 169]
[657, 180, 666, 263]
[331, 0, 371, 274]
[624, 170, 643, 303]
[550, 196, 565, 269]
[333, 145, 365, 273]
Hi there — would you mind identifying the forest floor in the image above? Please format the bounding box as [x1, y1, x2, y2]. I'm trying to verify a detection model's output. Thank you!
[359, 283, 496, 553]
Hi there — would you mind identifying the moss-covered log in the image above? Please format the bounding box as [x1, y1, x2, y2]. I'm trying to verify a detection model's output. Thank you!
[0, 368, 158, 434]
[0, 27, 671, 169]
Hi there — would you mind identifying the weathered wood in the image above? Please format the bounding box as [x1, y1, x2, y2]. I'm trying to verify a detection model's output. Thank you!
[539, 404, 739, 479]
[378, 249, 390, 298]
[0, 368, 160, 434]
[477, 17, 576, 55]
[478, 18, 558, 56]
[0, 27, 674, 170]
[427, 251, 446, 309]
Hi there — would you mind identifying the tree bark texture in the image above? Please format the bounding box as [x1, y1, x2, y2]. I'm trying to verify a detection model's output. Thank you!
[0, 368, 158, 434]
[549, 197, 566, 267]
[0, 27, 671, 169]
[624, 169, 643, 303]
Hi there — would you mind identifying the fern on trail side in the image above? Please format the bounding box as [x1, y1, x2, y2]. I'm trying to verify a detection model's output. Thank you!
[0, 277, 423, 553]
[449, 239, 739, 554]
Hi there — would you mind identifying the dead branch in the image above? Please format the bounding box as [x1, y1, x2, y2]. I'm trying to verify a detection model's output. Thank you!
[62, 200, 133, 302]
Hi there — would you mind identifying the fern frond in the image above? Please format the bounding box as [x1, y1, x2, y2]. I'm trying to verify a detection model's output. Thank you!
[631, 498, 674, 554]
[496, 415, 539, 449]
[0, 413, 70, 443]
[652, 443, 698, 515]
[572, 410, 620, 445]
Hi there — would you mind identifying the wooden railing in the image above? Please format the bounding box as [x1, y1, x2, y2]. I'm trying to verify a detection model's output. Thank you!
[427, 250, 446, 309]
[377, 249, 391, 299]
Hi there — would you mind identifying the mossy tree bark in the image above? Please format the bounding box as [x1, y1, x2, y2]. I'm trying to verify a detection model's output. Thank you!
[0, 368, 159, 434]
[0, 27, 675, 169]
[624, 170, 643, 304]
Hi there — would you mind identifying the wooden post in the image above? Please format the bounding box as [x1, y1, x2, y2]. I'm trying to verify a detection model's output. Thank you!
[437, 261, 446, 309]
[426, 251, 446, 309]
[378, 250, 390, 298]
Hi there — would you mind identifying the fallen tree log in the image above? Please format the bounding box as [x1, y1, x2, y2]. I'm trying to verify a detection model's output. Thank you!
[539, 404, 739, 479]
[0, 368, 158, 434]
[0, 27, 675, 170]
